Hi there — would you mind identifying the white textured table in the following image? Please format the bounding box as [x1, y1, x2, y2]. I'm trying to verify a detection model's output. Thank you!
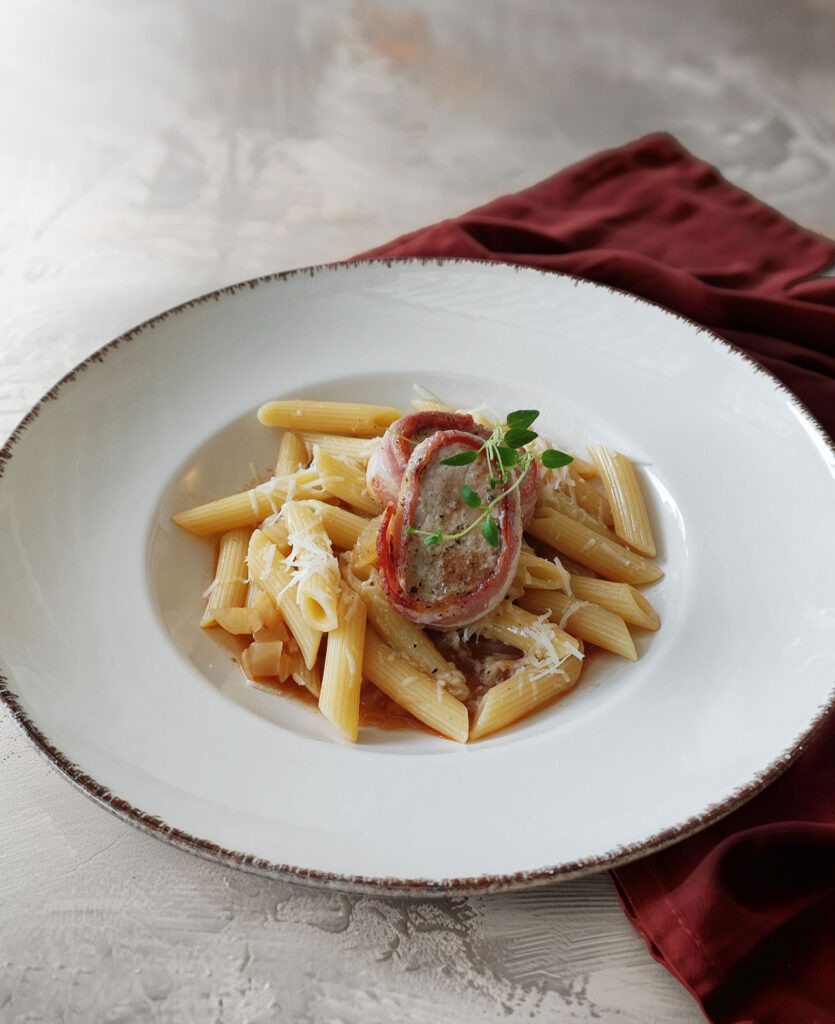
[3, 3, 834, 1020]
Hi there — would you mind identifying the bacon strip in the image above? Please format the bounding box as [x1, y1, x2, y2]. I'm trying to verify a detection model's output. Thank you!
[377, 430, 523, 629]
[366, 411, 490, 508]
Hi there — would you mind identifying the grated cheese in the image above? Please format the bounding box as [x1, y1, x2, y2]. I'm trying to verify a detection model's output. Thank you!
[558, 599, 592, 631]
[281, 506, 339, 609]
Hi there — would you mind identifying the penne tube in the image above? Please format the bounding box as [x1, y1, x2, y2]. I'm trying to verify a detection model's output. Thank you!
[274, 431, 309, 477]
[469, 647, 584, 741]
[568, 456, 597, 479]
[567, 576, 660, 631]
[535, 489, 613, 537]
[200, 528, 249, 628]
[247, 530, 322, 669]
[319, 583, 367, 741]
[260, 513, 290, 553]
[350, 515, 382, 578]
[314, 447, 380, 515]
[301, 501, 372, 551]
[519, 589, 637, 661]
[362, 628, 470, 743]
[473, 600, 581, 661]
[587, 444, 656, 557]
[526, 506, 663, 585]
[563, 474, 614, 529]
[297, 432, 381, 463]
[282, 501, 340, 632]
[257, 399, 401, 437]
[284, 646, 322, 697]
[513, 547, 571, 592]
[343, 563, 468, 699]
[172, 469, 328, 536]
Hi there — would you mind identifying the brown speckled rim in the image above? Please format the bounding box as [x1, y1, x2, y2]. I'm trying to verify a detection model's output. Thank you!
[1, 257, 833, 897]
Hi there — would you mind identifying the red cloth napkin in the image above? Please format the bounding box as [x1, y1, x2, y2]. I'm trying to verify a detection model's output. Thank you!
[357, 134, 835, 1024]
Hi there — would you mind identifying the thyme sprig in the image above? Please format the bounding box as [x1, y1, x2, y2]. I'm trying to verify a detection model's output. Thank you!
[405, 410, 573, 549]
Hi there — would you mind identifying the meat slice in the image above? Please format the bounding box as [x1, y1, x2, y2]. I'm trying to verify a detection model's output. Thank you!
[366, 411, 490, 508]
[377, 430, 523, 629]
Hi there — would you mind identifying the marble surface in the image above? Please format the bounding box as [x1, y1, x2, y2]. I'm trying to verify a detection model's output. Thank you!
[3, 1, 835, 1020]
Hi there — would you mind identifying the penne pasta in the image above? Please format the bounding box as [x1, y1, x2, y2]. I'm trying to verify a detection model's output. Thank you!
[283, 644, 322, 697]
[535, 489, 613, 537]
[257, 399, 402, 437]
[260, 513, 290, 553]
[469, 646, 584, 741]
[350, 515, 382, 578]
[568, 456, 597, 479]
[247, 530, 322, 669]
[563, 473, 614, 528]
[567, 576, 660, 631]
[343, 563, 468, 699]
[274, 431, 309, 478]
[350, 512, 381, 577]
[587, 444, 656, 557]
[526, 506, 663, 585]
[319, 583, 367, 741]
[301, 501, 372, 551]
[314, 447, 380, 515]
[297, 432, 381, 463]
[513, 547, 571, 592]
[200, 528, 250, 628]
[519, 589, 637, 661]
[282, 501, 340, 632]
[473, 600, 581, 662]
[172, 469, 328, 536]
[362, 628, 469, 743]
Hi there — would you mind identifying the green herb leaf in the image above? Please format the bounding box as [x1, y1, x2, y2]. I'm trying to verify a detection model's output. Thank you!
[504, 427, 538, 449]
[489, 476, 499, 488]
[481, 517, 500, 548]
[540, 449, 574, 468]
[461, 484, 482, 508]
[424, 531, 442, 546]
[440, 450, 479, 467]
[497, 446, 519, 467]
[506, 409, 539, 430]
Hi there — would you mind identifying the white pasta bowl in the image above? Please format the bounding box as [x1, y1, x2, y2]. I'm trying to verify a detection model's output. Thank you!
[0, 259, 833, 894]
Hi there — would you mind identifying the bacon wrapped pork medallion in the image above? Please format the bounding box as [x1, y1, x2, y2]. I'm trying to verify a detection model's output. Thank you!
[366, 411, 490, 508]
[375, 427, 525, 629]
[370, 409, 573, 630]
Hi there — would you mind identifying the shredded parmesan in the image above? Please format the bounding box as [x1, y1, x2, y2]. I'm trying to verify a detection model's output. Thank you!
[557, 599, 591, 631]
[281, 506, 339, 609]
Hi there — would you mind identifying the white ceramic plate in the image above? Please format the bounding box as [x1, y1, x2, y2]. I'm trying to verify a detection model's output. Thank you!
[1, 260, 833, 894]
